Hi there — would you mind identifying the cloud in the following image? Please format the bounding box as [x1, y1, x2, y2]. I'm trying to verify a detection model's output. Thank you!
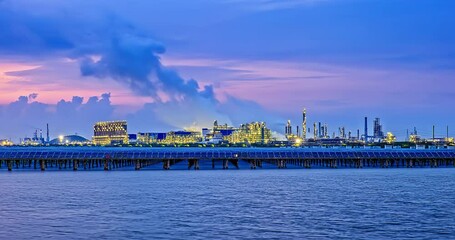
[0, 93, 117, 140]
[77, 33, 244, 130]
[0, 1, 284, 137]
[0, 92, 284, 142]
[28, 93, 38, 100]
[79, 34, 218, 104]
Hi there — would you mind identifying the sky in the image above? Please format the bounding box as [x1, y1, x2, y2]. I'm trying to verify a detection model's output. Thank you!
[0, 0, 454, 141]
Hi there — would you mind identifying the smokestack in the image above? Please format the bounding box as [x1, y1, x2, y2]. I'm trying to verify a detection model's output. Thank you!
[318, 122, 322, 138]
[447, 125, 449, 139]
[406, 129, 409, 141]
[46, 123, 50, 143]
[313, 122, 317, 139]
[364, 117, 368, 143]
[433, 125, 435, 141]
[302, 108, 307, 140]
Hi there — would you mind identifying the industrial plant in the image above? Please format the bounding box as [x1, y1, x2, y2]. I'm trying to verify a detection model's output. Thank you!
[3, 108, 454, 148]
[282, 109, 453, 148]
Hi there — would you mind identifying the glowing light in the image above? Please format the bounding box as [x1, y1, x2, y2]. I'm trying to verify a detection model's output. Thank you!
[385, 132, 396, 144]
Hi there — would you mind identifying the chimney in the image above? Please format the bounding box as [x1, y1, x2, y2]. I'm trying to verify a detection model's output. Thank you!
[46, 123, 50, 143]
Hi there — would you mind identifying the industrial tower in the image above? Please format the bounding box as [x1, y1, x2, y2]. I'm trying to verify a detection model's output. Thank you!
[285, 120, 292, 136]
[302, 108, 307, 141]
[46, 123, 50, 143]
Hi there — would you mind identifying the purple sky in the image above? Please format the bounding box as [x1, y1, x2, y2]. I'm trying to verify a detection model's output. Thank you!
[0, 0, 454, 141]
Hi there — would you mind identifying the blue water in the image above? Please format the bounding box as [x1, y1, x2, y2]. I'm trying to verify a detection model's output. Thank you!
[1, 169, 455, 239]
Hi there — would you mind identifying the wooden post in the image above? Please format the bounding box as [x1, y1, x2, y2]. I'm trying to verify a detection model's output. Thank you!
[223, 159, 229, 169]
[163, 160, 170, 170]
[7, 160, 12, 171]
[194, 160, 200, 170]
[135, 160, 141, 170]
[40, 160, 45, 171]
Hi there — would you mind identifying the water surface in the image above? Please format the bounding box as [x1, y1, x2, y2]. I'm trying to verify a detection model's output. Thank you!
[1, 169, 454, 239]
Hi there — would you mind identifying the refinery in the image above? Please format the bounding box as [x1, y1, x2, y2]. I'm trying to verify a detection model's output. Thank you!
[0, 108, 453, 148]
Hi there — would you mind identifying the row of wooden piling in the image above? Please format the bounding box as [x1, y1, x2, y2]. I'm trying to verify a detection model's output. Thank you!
[1, 158, 454, 171]
[283, 158, 455, 168]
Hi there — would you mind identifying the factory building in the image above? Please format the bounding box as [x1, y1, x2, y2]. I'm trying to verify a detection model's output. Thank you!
[92, 120, 129, 145]
[0, 139, 13, 146]
[284, 118, 303, 145]
[136, 132, 167, 144]
[285, 120, 292, 136]
[49, 135, 90, 145]
[163, 131, 202, 144]
[373, 118, 384, 139]
[137, 131, 201, 145]
[227, 122, 272, 144]
[202, 121, 236, 144]
[385, 132, 396, 144]
[21, 128, 46, 145]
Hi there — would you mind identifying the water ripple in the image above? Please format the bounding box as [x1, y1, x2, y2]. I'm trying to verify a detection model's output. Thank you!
[0, 169, 454, 239]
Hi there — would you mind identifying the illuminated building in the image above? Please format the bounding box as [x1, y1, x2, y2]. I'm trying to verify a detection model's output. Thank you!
[284, 118, 302, 144]
[163, 131, 202, 144]
[213, 121, 236, 138]
[227, 122, 272, 144]
[20, 129, 46, 145]
[409, 127, 421, 143]
[0, 139, 13, 146]
[409, 134, 421, 143]
[203, 121, 236, 143]
[49, 135, 90, 145]
[137, 130, 203, 145]
[385, 132, 396, 144]
[92, 120, 129, 145]
[137, 132, 167, 144]
[286, 134, 303, 146]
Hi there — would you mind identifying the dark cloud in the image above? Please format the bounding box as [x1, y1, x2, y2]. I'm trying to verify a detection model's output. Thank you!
[0, 1, 284, 139]
[28, 93, 38, 100]
[0, 7, 74, 55]
[79, 34, 217, 104]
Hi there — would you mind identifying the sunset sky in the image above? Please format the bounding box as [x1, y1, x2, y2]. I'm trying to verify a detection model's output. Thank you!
[0, 0, 454, 140]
